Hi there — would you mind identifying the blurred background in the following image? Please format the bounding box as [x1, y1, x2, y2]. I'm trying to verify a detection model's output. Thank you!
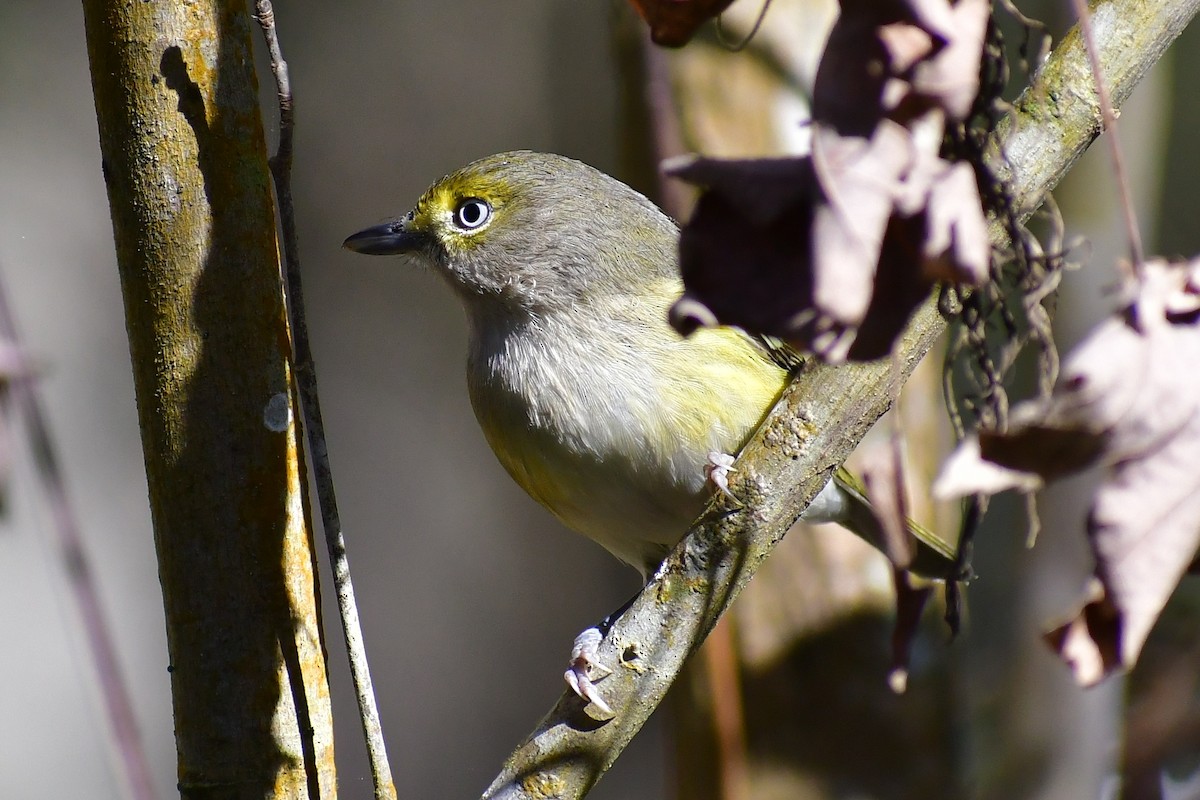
[1, 1, 1198, 798]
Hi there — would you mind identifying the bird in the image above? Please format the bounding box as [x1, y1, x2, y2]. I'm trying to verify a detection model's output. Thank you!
[344, 151, 953, 713]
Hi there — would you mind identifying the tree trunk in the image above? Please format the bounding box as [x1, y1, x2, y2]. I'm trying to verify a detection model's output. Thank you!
[81, 1, 335, 796]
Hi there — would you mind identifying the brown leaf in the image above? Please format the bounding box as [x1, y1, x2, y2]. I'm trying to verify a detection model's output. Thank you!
[1087, 392, 1200, 669]
[860, 440, 917, 569]
[626, 0, 738, 47]
[667, 0, 989, 362]
[667, 156, 818, 340]
[932, 434, 1043, 498]
[897, 0, 990, 120]
[841, 214, 933, 360]
[811, 0, 898, 137]
[667, 152, 932, 362]
[937, 258, 1200, 683]
[878, 21, 936, 75]
[888, 567, 934, 695]
[1043, 579, 1120, 687]
[665, 154, 817, 227]
[920, 159, 990, 283]
[668, 145, 986, 361]
[901, 0, 960, 42]
[809, 119, 911, 333]
[816, 0, 987, 128]
[810, 0, 990, 352]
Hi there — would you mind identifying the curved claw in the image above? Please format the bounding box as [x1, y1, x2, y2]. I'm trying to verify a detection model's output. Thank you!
[564, 627, 614, 717]
[706, 451, 738, 500]
[564, 666, 613, 717]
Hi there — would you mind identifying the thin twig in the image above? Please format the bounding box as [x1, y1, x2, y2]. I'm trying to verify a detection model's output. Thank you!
[1068, 0, 1146, 274]
[0, 268, 157, 800]
[253, 4, 397, 799]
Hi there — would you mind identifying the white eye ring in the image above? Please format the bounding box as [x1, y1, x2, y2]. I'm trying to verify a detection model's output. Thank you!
[454, 198, 492, 230]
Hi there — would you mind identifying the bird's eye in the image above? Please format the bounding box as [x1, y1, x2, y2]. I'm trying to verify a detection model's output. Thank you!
[454, 198, 492, 230]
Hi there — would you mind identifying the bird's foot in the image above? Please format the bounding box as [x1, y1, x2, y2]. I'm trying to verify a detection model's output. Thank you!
[706, 451, 739, 500]
[564, 626, 614, 717]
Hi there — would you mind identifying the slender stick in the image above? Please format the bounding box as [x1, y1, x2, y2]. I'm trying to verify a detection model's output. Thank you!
[253, 4, 397, 798]
[0, 270, 157, 800]
[1068, 0, 1146, 274]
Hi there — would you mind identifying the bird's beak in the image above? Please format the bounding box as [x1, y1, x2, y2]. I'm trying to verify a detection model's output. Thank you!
[342, 221, 429, 256]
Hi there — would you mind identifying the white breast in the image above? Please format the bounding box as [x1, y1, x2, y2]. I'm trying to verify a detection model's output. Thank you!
[464, 309, 722, 572]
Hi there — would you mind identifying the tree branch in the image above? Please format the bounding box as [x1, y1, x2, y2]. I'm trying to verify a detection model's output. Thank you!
[481, 0, 1200, 797]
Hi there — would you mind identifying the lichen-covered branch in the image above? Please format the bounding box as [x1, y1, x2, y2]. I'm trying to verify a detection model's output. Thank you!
[481, 0, 1200, 797]
[993, 0, 1200, 222]
[81, 1, 335, 795]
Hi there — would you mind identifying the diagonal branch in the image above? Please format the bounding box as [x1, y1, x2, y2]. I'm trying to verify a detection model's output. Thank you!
[481, 0, 1200, 797]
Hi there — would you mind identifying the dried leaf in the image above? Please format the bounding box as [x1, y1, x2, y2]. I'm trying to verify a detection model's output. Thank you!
[937, 258, 1200, 683]
[665, 154, 816, 227]
[812, 0, 897, 136]
[878, 22, 936, 75]
[860, 440, 918, 569]
[626, 0, 738, 47]
[915, 156, 991, 284]
[901, 0, 961, 42]
[895, 0, 991, 120]
[889, 567, 934, 695]
[932, 435, 1043, 499]
[808, 119, 911, 331]
[842, 215, 933, 361]
[1043, 579, 1119, 687]
[667, 156, 818, 340]
[668, 0, 989, 362]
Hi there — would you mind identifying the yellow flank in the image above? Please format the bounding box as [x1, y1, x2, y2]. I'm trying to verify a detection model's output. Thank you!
[465, 272, 789, 572]
[659, 324, 787, 450]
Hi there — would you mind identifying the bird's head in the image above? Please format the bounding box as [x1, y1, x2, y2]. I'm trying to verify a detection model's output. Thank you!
[344, 151, 678, 315]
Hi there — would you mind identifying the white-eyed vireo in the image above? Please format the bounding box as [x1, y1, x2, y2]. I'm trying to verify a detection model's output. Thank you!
[345, 151, 953, 711]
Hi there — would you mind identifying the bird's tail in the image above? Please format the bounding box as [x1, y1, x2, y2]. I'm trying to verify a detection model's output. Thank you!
[803, 467, 960, 580]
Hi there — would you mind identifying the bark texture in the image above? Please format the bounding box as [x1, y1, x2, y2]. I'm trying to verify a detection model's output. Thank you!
[81, 1, 335, 796]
